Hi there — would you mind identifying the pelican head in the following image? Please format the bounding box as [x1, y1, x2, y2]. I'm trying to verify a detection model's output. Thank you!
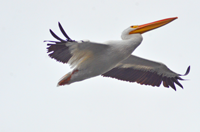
[121, 17, 178, 40]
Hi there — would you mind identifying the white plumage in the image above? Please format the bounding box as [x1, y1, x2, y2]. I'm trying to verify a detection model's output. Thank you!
[45, 17, 190, 90]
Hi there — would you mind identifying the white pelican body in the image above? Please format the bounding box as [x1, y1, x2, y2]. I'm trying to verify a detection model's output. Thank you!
[45, 17, 190, 90]
[69, 35, 142, 83]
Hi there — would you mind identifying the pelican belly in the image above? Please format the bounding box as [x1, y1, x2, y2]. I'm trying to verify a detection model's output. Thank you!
[68, 38, 143, 84]
[68, 49, 125, 83]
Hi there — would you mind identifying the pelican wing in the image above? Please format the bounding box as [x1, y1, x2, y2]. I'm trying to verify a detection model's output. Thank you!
[102, 55, 190, 90]
[45, 22, 109, 67]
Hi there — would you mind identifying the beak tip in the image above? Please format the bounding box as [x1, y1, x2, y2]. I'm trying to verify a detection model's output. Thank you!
[170, 17, 178, 20]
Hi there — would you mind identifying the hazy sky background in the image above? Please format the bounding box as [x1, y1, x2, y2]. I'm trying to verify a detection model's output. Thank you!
[1, 0, 200, 131]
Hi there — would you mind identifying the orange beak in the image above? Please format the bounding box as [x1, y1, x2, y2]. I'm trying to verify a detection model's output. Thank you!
[129, 17, 178, 34]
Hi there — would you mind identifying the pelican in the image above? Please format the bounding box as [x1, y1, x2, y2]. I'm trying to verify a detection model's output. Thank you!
[45, 17, 190, 90]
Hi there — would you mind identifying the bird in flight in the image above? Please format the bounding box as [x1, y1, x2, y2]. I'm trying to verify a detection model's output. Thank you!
[45, 17, 190, 90]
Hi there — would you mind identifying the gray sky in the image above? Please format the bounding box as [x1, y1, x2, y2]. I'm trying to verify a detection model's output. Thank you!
[1, 0, 199, 131]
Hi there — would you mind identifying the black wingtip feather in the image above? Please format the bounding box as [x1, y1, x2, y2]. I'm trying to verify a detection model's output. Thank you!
[184, 66, 190, 76]
[176, 76, 184, 80]
[58, 22, 72, 41]
[168, 78, 176, 91]
[173, 78, 183, 89]
[47, 44, 72, 63]
[49, 29, 66, 42]
[44, 40, 60, 43]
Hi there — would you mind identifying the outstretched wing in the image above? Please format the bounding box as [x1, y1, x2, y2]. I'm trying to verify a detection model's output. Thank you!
[45, 22, 109, 67]
[102, 55, 190, 90]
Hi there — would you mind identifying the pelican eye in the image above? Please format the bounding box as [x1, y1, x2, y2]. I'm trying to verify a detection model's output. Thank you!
[130, 25, 138, 28]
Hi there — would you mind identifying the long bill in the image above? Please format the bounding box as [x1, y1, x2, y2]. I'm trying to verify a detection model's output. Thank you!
[129, 17, 178, 34]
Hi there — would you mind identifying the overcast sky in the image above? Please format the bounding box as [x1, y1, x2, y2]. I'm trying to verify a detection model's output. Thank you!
[1, 0, 200, 131]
